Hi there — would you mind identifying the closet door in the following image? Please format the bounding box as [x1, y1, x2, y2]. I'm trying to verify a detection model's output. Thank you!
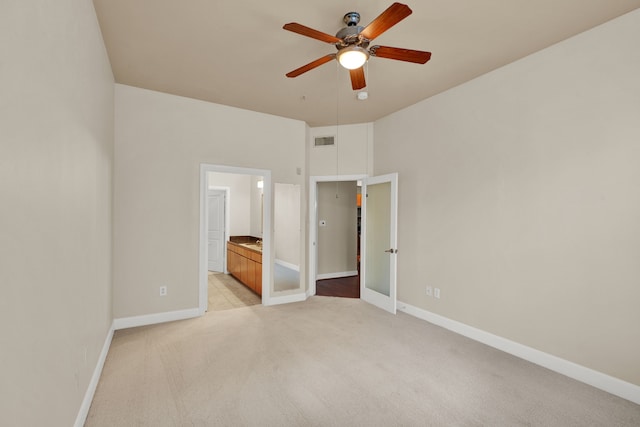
[360, 173, 398, 314]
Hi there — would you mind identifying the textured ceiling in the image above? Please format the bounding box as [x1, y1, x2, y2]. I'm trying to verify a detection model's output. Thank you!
[93, 1, 639, 127]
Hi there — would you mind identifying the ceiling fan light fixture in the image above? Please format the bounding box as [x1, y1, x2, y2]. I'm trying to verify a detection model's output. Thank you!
[337, 46, 369, 70]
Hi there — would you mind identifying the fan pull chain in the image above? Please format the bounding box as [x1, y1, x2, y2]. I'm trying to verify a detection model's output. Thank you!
[335, 60, 340, 198]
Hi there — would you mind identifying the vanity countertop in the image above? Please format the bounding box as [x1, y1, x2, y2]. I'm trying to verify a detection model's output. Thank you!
[228, 237, 262, 254]
[238, 243, 262, 253]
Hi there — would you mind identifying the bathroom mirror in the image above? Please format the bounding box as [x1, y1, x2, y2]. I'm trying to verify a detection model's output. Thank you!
[273, 183, 301, 292]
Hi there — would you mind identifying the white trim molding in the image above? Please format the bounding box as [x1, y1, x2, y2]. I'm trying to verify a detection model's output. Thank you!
[275, 259, 300, 272]
[268, 292, 308, 306]
[316, 270, 359, 280]
[113, 308, 200, 330]
[200, 164, 273, 312]
[308, 174, 368, 296]
[397, 300, 640, 405]
[74, 322, 115, 427]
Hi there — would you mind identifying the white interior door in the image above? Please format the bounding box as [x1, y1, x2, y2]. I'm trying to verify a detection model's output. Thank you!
[360, 173, 398, 314]
[207, 189, 225, 272]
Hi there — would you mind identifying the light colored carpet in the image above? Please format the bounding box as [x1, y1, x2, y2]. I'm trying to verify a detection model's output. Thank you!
[86, 297, 640, 426]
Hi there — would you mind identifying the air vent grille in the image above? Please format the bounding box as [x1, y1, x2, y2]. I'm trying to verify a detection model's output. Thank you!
[314, 136, 335, 147]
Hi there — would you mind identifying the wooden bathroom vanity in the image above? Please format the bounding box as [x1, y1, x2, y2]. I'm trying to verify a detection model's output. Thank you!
[226, 237, 262, 296]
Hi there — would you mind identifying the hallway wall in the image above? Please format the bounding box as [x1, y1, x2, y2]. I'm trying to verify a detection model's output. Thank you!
[0, 0, 115, 425]
[317, 181, 358, 277]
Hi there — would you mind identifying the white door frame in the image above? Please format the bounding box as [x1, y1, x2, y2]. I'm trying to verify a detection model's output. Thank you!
[199, 164, 272, 315]
[207, 187, 230, 273]
[308, 174, 367, 297]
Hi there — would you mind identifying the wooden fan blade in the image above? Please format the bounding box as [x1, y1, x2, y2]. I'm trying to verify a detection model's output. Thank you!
[360, 2, 412, 41]
[370, 45, 431, 64]
[283, 23, 342, 44]
[286, 54, 335, 78]
[349, 67, 366, 90]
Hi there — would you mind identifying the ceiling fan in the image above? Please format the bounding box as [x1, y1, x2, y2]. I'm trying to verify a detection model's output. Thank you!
[283, 2, 432, 91]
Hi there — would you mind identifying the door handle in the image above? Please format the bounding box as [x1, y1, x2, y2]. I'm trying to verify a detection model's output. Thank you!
[384, 248, 397, 254]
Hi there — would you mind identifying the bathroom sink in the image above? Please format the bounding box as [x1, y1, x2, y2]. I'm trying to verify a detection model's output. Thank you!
[240, 243, 262, 252]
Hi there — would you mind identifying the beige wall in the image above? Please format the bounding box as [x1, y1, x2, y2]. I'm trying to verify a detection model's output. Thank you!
[374, 10, 640, 385]
[309, 123, 373, 176]
[309, 124, 370, 280]
[114, 85, 306, 318]
[317, 182, 358, 276]
[0, 0, 114, 425]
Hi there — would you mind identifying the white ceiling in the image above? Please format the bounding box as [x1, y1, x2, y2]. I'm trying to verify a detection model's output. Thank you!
[93, 1, 639, 127]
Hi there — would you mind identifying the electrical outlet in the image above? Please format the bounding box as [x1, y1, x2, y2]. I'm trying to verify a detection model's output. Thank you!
[434, 288, 441, 299]
[159, 286, 167, 296]
[426, 286, 433, 297]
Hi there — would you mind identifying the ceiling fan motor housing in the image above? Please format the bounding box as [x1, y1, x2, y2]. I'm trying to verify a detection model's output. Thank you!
[335, 11, 370, 50]
[343, 12, 360, 26]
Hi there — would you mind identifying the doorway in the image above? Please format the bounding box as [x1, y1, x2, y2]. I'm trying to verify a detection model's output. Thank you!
[199, 164, 272, 314]
[205, 185, 261, 312]
[308, 175, 366, 297]
[314, 180, 360, 298]
[309, 173, 398, 314]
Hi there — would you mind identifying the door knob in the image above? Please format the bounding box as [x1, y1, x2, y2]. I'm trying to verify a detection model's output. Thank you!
[384, 248, 397, 254]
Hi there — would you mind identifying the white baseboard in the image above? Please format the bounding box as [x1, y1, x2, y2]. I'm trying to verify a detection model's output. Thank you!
[113, 308, 201, 330]
[316, 270, 358, 280]
[74, 322, 115, 427]
[267, 292, 308, 306]
[275, 259, 300, 272]
[397, 301, 640, 405]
